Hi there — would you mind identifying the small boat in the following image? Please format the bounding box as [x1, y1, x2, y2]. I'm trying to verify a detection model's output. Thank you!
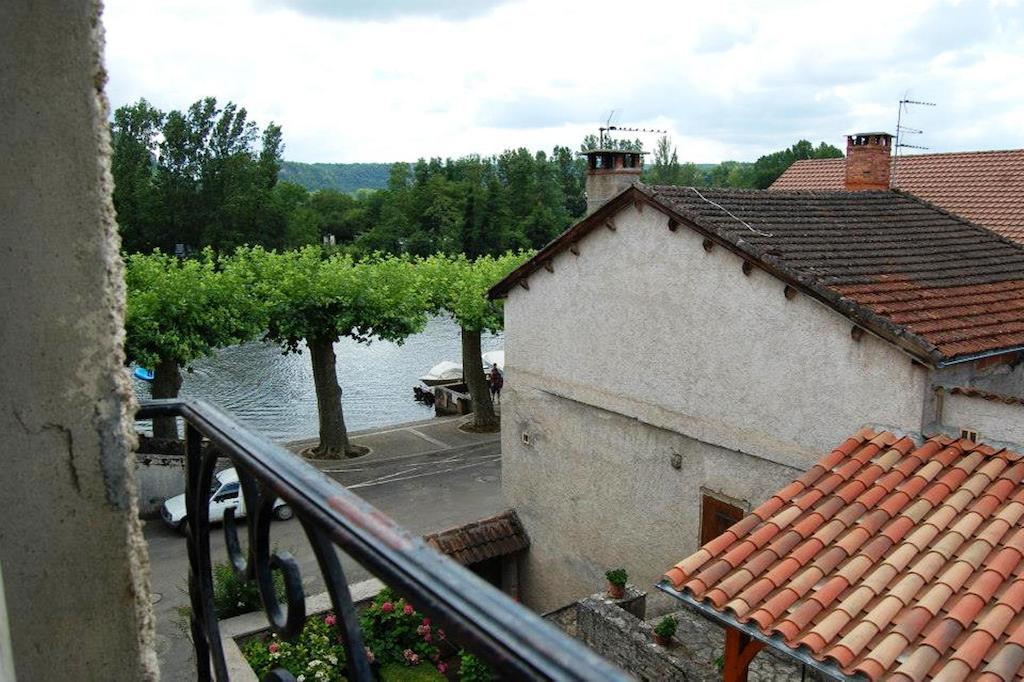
[134, 367, 155, 382]
[419, 360, 463, 386]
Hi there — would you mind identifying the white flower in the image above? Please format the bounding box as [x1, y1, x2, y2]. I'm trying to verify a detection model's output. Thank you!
[297, 676, 305, 682]
[327, 655, 338, 665]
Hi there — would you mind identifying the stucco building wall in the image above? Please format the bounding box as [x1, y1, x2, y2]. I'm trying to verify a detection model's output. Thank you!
[0, 1, 157, 678]
[940, 394, 1024, 449]
[502, 202, 930, 611]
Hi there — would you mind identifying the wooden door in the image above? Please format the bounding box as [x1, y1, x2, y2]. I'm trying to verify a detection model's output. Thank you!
[701, 495, 744, 546]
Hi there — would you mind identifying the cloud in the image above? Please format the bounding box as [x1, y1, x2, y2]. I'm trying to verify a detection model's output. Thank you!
[102, 0, 1024, 164]
[253, 0, 512, 21]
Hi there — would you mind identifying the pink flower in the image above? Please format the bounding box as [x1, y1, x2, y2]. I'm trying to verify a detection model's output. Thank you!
[268, 642, 279, 654]
[422, 617, 431, 627]
[403, 603, 414, 615]
[381, 602, 394, 613]
[437, 628, 446, 640]
[417, 624, 429, 636]
[403, 649, 420, 665]
[437, 662, 448, 674]
[364, 647, 375, 664]
[423, 632, 432, 642]
[324, 613, 337, 627]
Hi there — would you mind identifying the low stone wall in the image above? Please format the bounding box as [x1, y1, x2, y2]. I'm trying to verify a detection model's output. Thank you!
[135, 453, 186, 518]
[555, 588, 821, 681]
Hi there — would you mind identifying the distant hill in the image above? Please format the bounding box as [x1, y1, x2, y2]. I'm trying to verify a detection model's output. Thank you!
[279, 161, 396, 193]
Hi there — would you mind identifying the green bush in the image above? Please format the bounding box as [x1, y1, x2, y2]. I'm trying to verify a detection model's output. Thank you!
[459, 650, 496, 682]
[242, 612, 348, 681]
[654, 615, 678, 639]
[359, 588, 446, 673]
[604, 568, 628, 588]
[213, 561, 286, 620]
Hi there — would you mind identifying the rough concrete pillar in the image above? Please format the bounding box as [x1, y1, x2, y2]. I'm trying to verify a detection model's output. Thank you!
[0, 1, 158, 679]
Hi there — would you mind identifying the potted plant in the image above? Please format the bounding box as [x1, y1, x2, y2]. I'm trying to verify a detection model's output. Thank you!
[653, 615, 678, 647]
[605, 568, 628, 599]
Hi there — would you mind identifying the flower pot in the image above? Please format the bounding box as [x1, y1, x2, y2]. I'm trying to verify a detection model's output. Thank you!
[607, 582, 625, 599]
[654, 633, 673, 647]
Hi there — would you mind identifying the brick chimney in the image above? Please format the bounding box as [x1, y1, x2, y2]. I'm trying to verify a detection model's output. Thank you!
[845, 132, 893, 191]
[581, 149, 645, 214]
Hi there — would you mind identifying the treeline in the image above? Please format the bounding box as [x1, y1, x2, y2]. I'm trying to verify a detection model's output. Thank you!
[126, 248, 531, 456]
[111, 97, 586, 257]
[279, 161, 392, 192]
[646, 136, 843, 189]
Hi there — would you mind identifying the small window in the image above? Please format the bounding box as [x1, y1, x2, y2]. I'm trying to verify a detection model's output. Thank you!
[960, 428, 979, 443]
[216, 482, 240, 500]
[700, 494, 745, 546]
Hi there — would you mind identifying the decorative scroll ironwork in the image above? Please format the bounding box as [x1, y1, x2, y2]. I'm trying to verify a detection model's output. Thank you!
[137, 399, 627, 681]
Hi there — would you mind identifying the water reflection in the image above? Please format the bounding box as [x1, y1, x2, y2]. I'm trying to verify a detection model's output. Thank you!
[133, 317, 502, 443]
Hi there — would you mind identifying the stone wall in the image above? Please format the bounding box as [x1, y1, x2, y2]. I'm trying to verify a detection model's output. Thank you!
[559, 589, 821, 682]
[0, 0, 157, 677]
[136, 453, 187, 517]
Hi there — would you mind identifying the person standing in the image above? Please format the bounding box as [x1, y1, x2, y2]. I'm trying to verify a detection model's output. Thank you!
[489, 365, 504, 403]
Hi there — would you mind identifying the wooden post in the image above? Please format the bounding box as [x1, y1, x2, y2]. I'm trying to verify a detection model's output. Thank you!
[723, 627, 763, 682]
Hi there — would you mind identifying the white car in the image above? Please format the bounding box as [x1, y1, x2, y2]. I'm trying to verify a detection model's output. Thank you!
[160, 467, 293, 532]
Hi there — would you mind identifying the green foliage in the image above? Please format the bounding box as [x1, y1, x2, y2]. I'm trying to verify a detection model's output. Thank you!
[579, 134, 643, 152]
[279, 161, 396, 192]
[605, 568, 628, 588]
[242, 612, 348, 681]
[646, 135, 704, 187]
[123, 249, 265, 369]
[654, 615, 678, 638]
[424, 252, 532, 333]
[458, 650, 497, 682]
[379, 661, 446, 681]
[236, 247, 430, 352]
[212, 561, 287, 620]
[359, 588, 443, 668]
[111, 97, 285, 253]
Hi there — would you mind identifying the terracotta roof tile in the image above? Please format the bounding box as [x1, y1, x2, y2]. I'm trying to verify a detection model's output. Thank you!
[770, 150, 1024, 243]
[663, 432, 1024, 680]
[422, 510, 529, 566]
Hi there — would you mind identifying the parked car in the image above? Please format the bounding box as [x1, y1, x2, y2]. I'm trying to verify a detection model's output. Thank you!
[160, 467, 293, 533]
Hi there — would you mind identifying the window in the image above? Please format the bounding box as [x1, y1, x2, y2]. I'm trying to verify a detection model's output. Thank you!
[216, 482, 240, 500]
[700, 494, 745, 546]
[960, 428, 979, 443]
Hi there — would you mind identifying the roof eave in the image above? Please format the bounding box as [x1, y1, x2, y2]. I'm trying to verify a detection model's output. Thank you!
[656, 581, 860, 682]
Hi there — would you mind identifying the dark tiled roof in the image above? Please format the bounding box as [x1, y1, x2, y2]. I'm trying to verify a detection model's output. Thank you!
[490, 185, 1024, 365]
[664, 429, 1024, 681]
[423, 510, 529, 566]
[947, 386, 1024, 408]
[771, 150, 1024, 243]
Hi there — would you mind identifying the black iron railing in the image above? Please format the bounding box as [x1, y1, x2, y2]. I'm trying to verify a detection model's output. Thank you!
[137, 399, 626, 681]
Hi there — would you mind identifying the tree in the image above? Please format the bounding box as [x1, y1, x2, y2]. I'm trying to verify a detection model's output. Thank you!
[747, 139, 843, 189]
[241, 247, 430, 457]
[110, 99, 163, 252]
[425, 252, 531, 430]
[124, 249, 265, 439]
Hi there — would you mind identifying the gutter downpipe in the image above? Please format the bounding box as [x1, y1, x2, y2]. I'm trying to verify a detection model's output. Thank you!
[656, 581, 860, 682]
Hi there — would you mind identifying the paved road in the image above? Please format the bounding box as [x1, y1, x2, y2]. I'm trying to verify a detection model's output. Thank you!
[146, 418, 502, 681]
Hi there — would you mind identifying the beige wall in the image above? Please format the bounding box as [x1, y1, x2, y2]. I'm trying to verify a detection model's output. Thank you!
[941, 394, 1024, 449]
[0, 1, 157, 678]
[502, 201, 930, 610]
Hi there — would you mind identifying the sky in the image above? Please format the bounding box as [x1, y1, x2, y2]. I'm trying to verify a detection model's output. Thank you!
[102, 0, 1024, 164]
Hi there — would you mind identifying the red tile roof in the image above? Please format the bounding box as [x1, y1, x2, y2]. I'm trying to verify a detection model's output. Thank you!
[770, 150, 1024, 243]
[423, 510, 529, 566]
[490, 185, 1024, 365]
[663, 429, 1024, 681]
[947, 386, 1024, 408]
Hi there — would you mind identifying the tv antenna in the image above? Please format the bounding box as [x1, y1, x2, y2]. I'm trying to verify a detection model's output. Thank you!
[893, 95, 936, 186]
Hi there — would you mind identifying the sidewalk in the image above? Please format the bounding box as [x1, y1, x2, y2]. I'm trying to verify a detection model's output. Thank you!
[286, 413, 500, 466]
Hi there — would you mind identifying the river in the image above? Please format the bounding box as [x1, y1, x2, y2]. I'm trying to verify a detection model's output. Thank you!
[133, 317, 503, 443]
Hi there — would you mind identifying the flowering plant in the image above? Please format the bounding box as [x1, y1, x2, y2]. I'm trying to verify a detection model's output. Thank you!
[358, 588, 441, 666]
[242, 612, 349, 681]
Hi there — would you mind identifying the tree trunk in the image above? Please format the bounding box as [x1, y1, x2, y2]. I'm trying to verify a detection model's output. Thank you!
[308, 336, 351, 457]
[462, 327, 498, 429]
[151, 358, 182, 440]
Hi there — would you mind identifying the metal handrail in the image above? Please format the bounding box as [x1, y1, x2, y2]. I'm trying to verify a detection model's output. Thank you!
[137, 399, 626, 681]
